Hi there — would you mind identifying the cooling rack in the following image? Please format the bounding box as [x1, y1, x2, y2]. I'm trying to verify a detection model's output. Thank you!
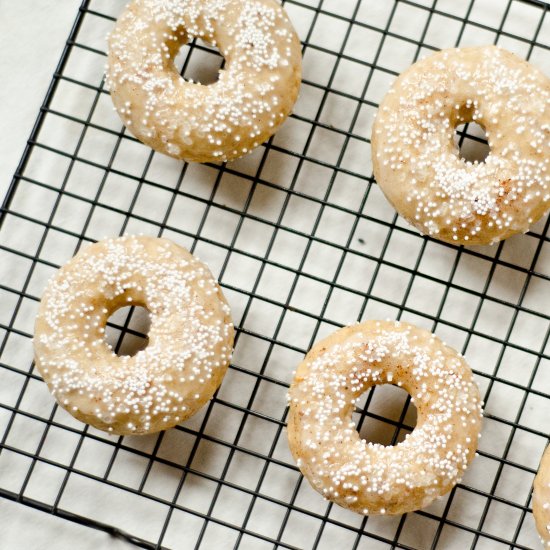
[1, 0, 550, 548]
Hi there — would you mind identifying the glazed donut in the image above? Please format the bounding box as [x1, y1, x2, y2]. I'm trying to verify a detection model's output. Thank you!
[106, 0, 302, 163]
[372, 45, 550, 246]
[34, 236, 234, 435]
[287, 320, 482, 515]
[534, 446, 550, 547]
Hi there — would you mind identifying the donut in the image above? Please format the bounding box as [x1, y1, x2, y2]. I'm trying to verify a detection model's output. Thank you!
[287, 320, 482, 515]
[534, 446, 550, 546]
[372, 45, 550, 246]
[34, 236, 234, 435]
[106, 0, 302, 163]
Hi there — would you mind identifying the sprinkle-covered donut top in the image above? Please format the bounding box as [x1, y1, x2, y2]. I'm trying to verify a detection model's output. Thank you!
[107, 0, 301, 162]
[34, 236, 233, 434]
[372, 46, 550, 245]
[288, 321, 482, 514]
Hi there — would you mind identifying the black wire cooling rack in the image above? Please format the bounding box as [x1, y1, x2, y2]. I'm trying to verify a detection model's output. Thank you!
[1, 0, 550, 548]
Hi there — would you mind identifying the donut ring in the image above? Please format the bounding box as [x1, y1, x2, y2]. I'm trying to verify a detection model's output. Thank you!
[533, 446, 550, 546]
[372, 45, 550, 245]
[34, 236, 234, 435]
[287, 320, 482, 515]
[107, 0, 302, 163]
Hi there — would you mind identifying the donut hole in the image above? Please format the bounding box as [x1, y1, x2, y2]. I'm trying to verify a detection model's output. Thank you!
[104, 305, 151, 357]
[174, 38, 224, 85]
[454, 121, 490, 164]
[353, 384, 417, 446]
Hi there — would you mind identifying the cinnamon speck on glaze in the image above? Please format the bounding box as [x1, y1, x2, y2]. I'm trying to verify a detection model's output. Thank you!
[34, 235, 234, 435]
[287, 320, 482, 515]
[372, 45, 550, 246]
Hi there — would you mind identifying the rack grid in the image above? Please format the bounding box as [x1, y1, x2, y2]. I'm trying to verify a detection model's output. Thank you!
[1, 0, 550, 548]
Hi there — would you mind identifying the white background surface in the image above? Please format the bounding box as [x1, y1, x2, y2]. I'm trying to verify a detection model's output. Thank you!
[0, 0, 80, 202]
[1, 2, 131, 546]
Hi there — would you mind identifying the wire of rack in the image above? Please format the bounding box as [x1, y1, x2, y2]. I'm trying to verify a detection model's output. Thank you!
[1, 0, 550, 548]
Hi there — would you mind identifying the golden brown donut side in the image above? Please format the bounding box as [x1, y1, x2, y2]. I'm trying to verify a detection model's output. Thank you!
[534, 445, 550, 547]
[107, 0, 302, 163]
[288, 320, 482, 515]
[372, 45, 550, 246]
[34, 236, 234, 435]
